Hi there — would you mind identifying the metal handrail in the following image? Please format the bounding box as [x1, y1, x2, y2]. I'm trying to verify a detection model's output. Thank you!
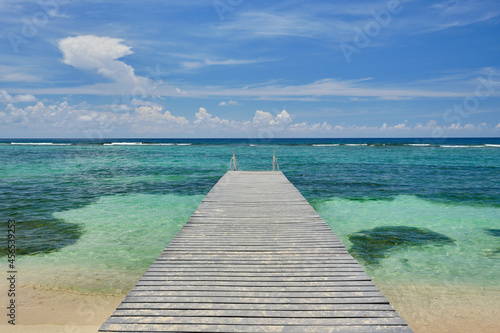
[273, 149, 279, 171]
[229, 149, 238, 171]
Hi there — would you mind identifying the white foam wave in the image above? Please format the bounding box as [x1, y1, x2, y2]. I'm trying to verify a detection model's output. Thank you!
[103, 142, 143, 146]
[176, 143, 192, 146]
[312, 144, 340, 147]
[439, 145, 485, 148]
[407, 144, 431, 147]
[345, 144, 368, 146]
[485, 144, 500, 147]
[10, 142, 71, 146]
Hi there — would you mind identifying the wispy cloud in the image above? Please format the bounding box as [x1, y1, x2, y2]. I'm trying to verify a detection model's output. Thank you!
[18, 68, 500, 101]
[0, 65, 40, 82]
[0, 90, 36, 103]
[210, 0, 499, 45]
[219, 100, 240, 106]
[214, 11, 329, 38]
[181, 58, 268, 70]
[417, 0, 500, 32]
[154, 76, 495, 100]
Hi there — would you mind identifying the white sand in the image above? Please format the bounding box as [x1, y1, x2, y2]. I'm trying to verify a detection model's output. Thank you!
[1, 282, 499, 332]
[1, 283, 123, 333]
[379, 282, 500, 333]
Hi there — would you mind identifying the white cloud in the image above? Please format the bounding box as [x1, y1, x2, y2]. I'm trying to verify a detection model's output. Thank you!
[0, 90, 36, 103]
[58, 35, 142, 89]
[394, 122, 408, 130]
[0, 100, 189, 136]
[18, 66, 500, 101]
[252, 110, 275, 127]
[131, 99, 158, 107]
[135, 105, 188, 125]
[209, 1, 499, 47]
[182, 58, 266, 70]
[131, 105, 189, 133]
[0, 66, 40, 82]
[194, 107, 219, 125]
[1, 99, 498, 137]
[215, 11, 328, 39]
[189, 108, 296, 136]
[205, 59, 263, 66]
[152, 76, 481, 100]
[289, 121, 332, 132]
[427, 120, 438, 129]
[270, 110, 293, 128]
[219, 100, 240, 106]
[181, 61, 203, 70]
[426, 0, 500, 32]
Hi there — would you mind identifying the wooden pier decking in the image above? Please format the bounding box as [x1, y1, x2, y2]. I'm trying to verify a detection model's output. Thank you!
[98, 171, 411, 332]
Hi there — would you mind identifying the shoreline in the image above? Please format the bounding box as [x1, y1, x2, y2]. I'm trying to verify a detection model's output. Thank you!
[1, 281, 499, 332]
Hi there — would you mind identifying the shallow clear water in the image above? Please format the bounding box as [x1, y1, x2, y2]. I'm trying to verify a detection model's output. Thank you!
[1, 138, 499, 293]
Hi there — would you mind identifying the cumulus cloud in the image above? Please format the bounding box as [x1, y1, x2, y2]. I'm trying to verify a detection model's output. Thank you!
[135, 105, 188, 126]
[252, 110, 275, 127]
[289, 121, 332, 132]
[0, 90, 36, 103]
[251, 110, 292, 128]
[58, 35, 140, 88]
[194, 107, 221, 126]
[393, 122, 408, 130]
[271, 110, 293, 127]
[193, 107, 242, 131]
[0, 100, 189, 136]
[189, 108, 296, 136]
[1, 99, 498, 137]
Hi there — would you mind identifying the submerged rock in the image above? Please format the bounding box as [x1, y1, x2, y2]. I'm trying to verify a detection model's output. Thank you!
[348, 226, 455, 265]
[485, 228, 500, 237]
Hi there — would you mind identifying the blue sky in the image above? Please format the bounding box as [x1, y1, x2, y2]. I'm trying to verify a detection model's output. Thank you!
[1, 0, 499, 138]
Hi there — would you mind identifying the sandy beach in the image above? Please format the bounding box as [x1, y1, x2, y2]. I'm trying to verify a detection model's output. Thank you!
[1, 283, 124, 333]
[2, 281, 499, 332]
[379, 282, 500, 333]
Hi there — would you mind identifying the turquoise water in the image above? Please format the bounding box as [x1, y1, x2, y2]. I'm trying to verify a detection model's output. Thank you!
[1, 138, 499, 293]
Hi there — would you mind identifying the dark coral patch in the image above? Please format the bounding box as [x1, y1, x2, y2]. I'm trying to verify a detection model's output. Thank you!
[348, 226, 455, 265]
[485, 228, 500, 237]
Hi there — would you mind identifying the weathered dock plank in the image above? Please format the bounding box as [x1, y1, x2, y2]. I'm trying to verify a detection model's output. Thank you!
[98, 171, 411, 332]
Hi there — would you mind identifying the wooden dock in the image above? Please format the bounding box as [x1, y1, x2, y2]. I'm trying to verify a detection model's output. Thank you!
[99, 171, 411, 332]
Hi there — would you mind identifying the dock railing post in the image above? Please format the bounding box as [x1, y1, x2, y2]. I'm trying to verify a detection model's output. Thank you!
[234, 149, 238, 170]
[229, 149, 238, 171]
[273, 149, 279, 171]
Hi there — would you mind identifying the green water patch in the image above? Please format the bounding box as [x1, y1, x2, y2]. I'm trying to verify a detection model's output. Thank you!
[17, 193, 204, 293]
[315, 195, 500, 285]
[348, 226, 455, 265]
